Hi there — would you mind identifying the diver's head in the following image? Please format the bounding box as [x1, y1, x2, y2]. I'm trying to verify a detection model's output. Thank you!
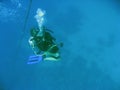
[30, 28, 39, 37]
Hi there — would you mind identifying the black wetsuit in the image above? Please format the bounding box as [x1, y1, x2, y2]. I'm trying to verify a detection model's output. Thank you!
[33, 31, 59, 54]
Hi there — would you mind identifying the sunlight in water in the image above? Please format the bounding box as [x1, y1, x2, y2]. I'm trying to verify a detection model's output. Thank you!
[0, 0, 22, 22]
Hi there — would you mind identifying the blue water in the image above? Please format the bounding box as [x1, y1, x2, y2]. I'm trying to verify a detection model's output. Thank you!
[0, 0, 120, 90]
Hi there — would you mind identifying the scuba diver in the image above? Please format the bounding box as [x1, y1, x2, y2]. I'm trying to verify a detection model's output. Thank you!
[27, 8, 62, 64]
[29, 26, 63, 61]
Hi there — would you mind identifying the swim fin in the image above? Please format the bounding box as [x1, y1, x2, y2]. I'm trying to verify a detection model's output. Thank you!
[27, 55, 43, 64]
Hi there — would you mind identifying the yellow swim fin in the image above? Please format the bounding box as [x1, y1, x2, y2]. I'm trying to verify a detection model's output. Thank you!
[44, 57, 60, 61]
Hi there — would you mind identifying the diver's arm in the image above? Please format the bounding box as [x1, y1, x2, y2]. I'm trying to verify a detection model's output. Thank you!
[29, 37, 35, 48]
[29, 37, 41, 55]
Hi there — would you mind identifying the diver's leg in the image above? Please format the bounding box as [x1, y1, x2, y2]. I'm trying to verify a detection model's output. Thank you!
[43, 45, 60, 61]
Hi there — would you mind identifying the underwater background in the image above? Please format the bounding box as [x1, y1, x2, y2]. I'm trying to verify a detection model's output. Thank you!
[0, 0, 120, 90]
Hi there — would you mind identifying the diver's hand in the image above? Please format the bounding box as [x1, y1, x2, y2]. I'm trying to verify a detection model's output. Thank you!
[29, 37, 35, 48]
[59, 42, 63, 47]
